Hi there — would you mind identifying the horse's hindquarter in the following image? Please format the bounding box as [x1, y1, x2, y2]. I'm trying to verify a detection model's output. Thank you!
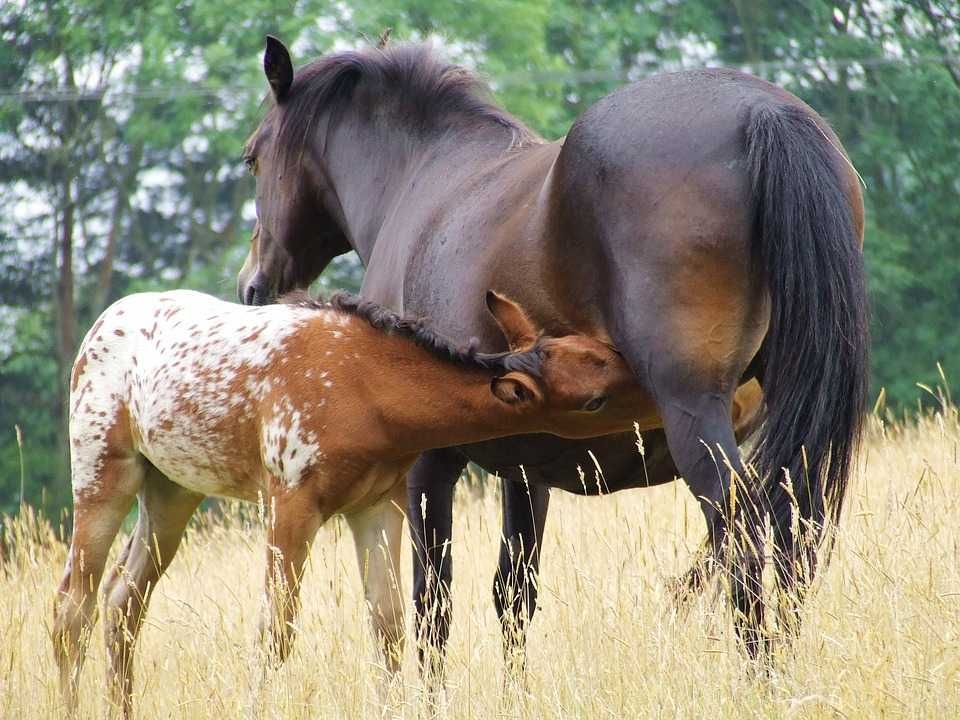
[554, 70, 786, 389]
[69, 298, 145, 499]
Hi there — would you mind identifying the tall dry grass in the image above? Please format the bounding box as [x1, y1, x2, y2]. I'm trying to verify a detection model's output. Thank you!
[1, 405, 958, 719]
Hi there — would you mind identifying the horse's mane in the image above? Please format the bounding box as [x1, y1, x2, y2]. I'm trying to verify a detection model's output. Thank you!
[284, 291, 543, 377]
[271, 43, 539, 169]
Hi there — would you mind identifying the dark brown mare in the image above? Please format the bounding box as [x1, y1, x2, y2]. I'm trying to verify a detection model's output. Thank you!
[238, 36, 869, 671]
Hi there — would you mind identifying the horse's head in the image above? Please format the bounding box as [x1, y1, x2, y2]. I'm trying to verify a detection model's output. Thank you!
[238, 36, 351, 306]
[483, 292, 647, 437]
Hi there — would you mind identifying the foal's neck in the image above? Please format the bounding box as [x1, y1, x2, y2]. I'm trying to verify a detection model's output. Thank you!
[343, 327, 535, 454]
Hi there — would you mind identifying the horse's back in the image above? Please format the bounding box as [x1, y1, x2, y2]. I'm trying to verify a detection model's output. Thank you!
[557, 68, 858, 244]
[564, 68, 815, 168]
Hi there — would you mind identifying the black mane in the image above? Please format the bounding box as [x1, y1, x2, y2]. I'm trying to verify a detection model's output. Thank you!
[284, 290, 543, 377]
[269, 43, 538, 169]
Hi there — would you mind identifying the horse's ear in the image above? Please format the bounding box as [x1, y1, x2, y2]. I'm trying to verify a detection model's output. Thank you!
[264, 35, 293, 102]
[485, 290, 537, 350]
[490, 372, 541, 406]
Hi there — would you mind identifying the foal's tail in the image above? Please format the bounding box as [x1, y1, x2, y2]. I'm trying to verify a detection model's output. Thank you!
[743, 103, 869, 589]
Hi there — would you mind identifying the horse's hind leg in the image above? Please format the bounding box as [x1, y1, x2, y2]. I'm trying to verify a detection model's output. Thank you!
[53, 455, 142, 711]
[671, 378, 765, 606]
[615, 284, 765, 649]
[652, 377, 766, 653]
[346, 484, 406, 677]
[101, 464, 202, 717]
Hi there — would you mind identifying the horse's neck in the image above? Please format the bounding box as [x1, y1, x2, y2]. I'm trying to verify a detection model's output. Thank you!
[323, 117, 525, 264]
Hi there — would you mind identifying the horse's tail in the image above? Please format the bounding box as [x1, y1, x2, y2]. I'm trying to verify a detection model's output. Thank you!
[743, 103, 869, 588]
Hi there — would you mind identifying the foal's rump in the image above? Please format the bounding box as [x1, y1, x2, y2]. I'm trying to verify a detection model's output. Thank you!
[68, 291, 321, 499]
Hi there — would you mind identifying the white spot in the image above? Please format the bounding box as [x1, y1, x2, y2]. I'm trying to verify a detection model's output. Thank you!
[261, 396, 322, 487]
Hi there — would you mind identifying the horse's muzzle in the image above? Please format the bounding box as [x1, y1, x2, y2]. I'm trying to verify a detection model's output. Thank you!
[239, 274, 271, 306]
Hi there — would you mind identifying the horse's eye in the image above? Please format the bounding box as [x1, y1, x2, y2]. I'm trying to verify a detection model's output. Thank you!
[244, 156, 257, 175]
[582, 396, 607, 412]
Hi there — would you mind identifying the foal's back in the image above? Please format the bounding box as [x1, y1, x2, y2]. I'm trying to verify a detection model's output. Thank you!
[69, 290, 349, 500]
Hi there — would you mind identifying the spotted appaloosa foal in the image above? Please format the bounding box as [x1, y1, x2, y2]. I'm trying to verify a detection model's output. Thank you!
[53, 288, 645, 715]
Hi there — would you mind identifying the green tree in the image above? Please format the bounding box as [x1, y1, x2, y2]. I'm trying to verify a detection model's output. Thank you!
[1, 0, 958, 515]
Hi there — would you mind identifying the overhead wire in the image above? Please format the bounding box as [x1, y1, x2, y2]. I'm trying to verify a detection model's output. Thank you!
[0, 52, 956, 102]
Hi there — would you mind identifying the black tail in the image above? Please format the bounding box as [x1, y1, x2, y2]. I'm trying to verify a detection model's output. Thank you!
[744, 104, 869, 584]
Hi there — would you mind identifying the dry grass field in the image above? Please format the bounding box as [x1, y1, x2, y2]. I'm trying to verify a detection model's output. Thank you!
[1, 403, 958, 719]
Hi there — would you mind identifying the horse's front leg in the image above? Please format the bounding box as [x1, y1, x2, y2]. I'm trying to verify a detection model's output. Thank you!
[494, 477, 550, 680]
[260, 484, 322, 664]
[346, 484, 406, 676]
[406, 448, 466, 682]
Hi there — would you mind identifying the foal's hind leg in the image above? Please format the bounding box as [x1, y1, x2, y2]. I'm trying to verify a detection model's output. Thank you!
[101, 465, 202, 717]
[53, 456, 142, 711]
[346, 485, 406, 676]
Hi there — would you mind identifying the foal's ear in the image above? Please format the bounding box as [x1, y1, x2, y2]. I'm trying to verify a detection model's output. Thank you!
[485, 290, 538, 350]
[264, 35, 294, 102]
[490, 372, 542, 406]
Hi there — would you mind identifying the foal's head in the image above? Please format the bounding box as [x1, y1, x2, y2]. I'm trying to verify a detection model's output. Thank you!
[484, 292, 644, 438]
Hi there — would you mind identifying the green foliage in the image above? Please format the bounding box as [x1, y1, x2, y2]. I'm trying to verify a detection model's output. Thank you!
[0, 309, 64, 515]
[1, 0, 957, 514]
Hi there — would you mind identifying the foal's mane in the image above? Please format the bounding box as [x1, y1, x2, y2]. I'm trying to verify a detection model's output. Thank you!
[270, 43, 539, 169]
[285, 291, 543, 377]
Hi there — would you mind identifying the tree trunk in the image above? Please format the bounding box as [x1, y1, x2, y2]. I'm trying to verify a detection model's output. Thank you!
[93, 143, 142, 313]
[56, 185, 76, 361]
[53, 49, 82, 484]
[54, 176, 77, 482]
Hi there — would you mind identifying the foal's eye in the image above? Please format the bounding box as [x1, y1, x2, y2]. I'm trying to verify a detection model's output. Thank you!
[582, 396, 607, 412]
[243, 156, 257, 175]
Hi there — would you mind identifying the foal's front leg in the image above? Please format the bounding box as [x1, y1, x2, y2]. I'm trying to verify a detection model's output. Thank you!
[346, 484, 406, 675]
[261, 484, 322, 664]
